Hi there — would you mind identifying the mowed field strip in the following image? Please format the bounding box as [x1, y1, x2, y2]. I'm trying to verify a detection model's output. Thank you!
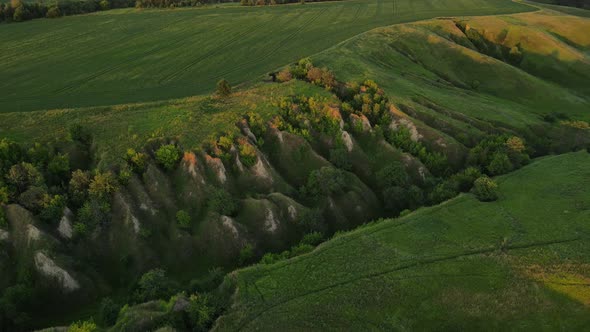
[0, 0, 533, 113]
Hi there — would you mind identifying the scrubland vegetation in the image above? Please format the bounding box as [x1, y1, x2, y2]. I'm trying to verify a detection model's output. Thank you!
[0, 1, 589, 331]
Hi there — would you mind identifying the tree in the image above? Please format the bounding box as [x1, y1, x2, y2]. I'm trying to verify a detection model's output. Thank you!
[40, 194, 66, 224]
[7, 163, 43, 194]
[0, 184, 9, 204]
[208, 188, 237, 216]
[376, 163, 409, 189]
[98, 298, 120, 327]
[187, 293, 215, 332]
[125, 148, 147, 173]
[155, 144, 180, 171]
[12, 4, 26, 22]
[303, 167, 346, 198]
[216, 79, 231, 97]
[238, 244, 254, 266]
[69, 170, 91, 206]
[77, 199, 111, 228]
[18, 186, 46, 212]
[506, 136, 525, 153]
[99, 0, 110, 10]
[329, 148, 352, 171]
[88, 172, 118, 200]
[472, 176, 499, 202]
[487, 152, 512, 176]
[176, 210, 191, 228]
[46, 5, 61, 18]
[47, 153, 70, 182]
[298, 208, 324, 233]
[133, 269, 176, 303]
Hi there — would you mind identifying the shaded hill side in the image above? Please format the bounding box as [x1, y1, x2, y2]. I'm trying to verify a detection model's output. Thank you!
[214, 151, 590, 331]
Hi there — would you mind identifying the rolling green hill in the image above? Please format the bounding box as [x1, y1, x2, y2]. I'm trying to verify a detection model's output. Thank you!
[0, 0, 532, 113]
[214, 151, 590, 331]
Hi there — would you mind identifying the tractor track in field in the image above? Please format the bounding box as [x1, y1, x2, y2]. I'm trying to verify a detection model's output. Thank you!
[208, 7, 329, 82]
[51, 16, 193, 95]
[156, 13, 282, 85]
[234, 237, 582, 330]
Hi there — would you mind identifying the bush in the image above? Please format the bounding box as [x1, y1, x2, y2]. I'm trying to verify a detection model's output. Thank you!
[298, 208, 324, 233]
[46, 6, 61, 18]
[260, 251, 289, 265]
[187, 293, 215, 332]
[487, 152, 513, 176]
[302, 167, 346, 198]
[98, 298, 120, 327]
[472, 176, 499, 202]
[300, 232, 324, 246]
[155, 144, 181, 171]
[428, 181, 458, 205]
[238, 140, 257, 168]
[238, 244, 254, 266]
[216, 79, 232, 97]
[176, 210, 191, 229]
[69, 320, 98, 332]
[208, 188, 237, 216]
[77, 199, 111, 229]
[289, 243, 314, 257]
[133, 269, 177, 303]
[276, 67, 292, 82]
[329, 148, 352, 171]
[376, 163, 410, 189]
[125, 148, 147, 173]
[451, 167, 482, 192]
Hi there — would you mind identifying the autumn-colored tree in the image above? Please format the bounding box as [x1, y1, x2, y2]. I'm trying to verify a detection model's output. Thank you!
[506, 136, 525, 153]
[276, 68, 292, 82]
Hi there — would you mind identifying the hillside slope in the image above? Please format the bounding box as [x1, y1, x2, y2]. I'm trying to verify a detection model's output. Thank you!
[0, 0, 533, 113]
[214, 151, 590, 331]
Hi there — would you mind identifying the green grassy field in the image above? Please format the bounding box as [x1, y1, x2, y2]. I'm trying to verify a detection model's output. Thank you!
[0, 0, 533, 113]
[214, 151, 590, 330]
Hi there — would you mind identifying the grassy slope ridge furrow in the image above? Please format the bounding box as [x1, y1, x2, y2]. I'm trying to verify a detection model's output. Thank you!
[0, 0, 533, 113]
[214, 151, 590, 331]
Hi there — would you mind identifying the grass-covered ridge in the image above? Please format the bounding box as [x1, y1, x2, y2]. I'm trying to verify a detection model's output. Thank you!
[214, 151, 590, 330]
[0, 0, 533, 113]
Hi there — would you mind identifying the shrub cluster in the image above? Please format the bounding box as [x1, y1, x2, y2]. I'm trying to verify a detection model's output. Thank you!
[274, 95, 342, 141]
[468, 135, 529, 176]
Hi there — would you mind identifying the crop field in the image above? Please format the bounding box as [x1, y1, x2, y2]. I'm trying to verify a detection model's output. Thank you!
[0, 0, 533, 113]
[215, 151, 590, 331]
